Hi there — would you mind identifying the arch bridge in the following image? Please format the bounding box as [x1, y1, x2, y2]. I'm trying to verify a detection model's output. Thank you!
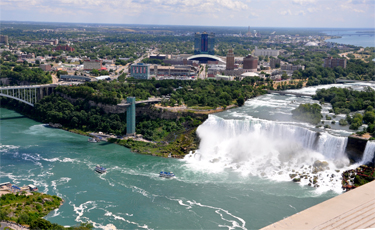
[0, 83, 162, 136]
[0, 84, 59, 107]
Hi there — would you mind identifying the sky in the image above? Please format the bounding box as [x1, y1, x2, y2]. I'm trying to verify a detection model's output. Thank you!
[1, 0, 374, 28]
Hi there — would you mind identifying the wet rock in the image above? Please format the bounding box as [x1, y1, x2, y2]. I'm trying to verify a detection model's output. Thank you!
[292, 178, 301, 182]
[42, 198, 53, 204]
[313, 160, 329, 170]
[308, 183, 312, 186]
[209, 158, 220, 163]
[335, 170, 340, 173]
[289, 174, 297, 179]
[313, 176, 318, 184]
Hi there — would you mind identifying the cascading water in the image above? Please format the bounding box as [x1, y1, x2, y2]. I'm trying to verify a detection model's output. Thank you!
[361, 141, 375, 165]
[184, 115, 352, 193]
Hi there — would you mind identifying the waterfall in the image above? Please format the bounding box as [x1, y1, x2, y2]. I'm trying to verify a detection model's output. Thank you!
[184, 115, 350, 182]
[361, 141, 375, 164]
[196, 115, 348, 160]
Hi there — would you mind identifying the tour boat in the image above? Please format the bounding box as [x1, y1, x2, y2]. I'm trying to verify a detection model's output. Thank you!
[159, 171, 175, 178]
[88, 138, 98, 143]
[95, 165, 107, 174]
[28, 184, 38, 191]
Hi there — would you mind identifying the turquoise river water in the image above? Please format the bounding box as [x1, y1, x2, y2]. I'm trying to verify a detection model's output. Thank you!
[0, 107, 338, 230]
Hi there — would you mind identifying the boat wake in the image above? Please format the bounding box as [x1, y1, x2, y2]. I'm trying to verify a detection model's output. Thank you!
[168, 197, 246, 230]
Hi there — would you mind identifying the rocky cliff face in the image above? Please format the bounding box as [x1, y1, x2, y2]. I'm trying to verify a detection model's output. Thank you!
[56, 92, 127, 114]
[136, 105, 208, 120]
[88, 101, 127, 114]
[345, 136, 368, 162]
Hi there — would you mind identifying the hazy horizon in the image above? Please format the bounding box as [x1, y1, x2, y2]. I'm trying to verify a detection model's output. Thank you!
[1, 0, 374, 28]
[1, 20, 375, 30]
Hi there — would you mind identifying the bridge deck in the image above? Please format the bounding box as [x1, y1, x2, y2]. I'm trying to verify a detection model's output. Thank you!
[261, 180, 375, 230]
[0, 82, 82, 90]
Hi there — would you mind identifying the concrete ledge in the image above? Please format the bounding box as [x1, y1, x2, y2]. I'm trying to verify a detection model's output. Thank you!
[261, 180, 375, 230]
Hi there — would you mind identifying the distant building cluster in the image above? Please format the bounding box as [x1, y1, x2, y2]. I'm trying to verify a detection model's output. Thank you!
[281, 64, 305, 71]
[226, 49, 235, 70]
[194, 32, 215, 55]
[270, 59, 281, 69]
[130, 63, 150, 80]
[55, 44, 74, 52]
[324, 57, 347, 69]
[151, 65, 195, 77]
[39, 64, 52, 71]
[254, 47, 280, 57]
[0, 35, 9, 45]
[84, 59, 105, 70]
[243, 55, 258, 72]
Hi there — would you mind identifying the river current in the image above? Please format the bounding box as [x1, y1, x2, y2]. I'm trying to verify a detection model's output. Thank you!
[1, 83, 375, 229]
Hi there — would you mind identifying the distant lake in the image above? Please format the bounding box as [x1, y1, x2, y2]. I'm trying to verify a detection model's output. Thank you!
[323, 29, 375, 48]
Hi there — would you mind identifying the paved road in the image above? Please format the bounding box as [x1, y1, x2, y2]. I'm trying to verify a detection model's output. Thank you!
[112, 48, 156, 80]
[198, 64, 206, 79]
[1, 221, 28, 230]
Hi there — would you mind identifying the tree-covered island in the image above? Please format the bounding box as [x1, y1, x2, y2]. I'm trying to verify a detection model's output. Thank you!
[0, 192, 93, 230]
[291, 103, 323, 124]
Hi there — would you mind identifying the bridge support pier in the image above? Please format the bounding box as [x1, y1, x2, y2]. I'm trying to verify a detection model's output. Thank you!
[38, 87, 44, 101]
[126, 97, 136, 136]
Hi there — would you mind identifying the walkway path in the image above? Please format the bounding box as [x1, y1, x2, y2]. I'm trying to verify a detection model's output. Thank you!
[0, 221, 28, 230]
[261, 180, 375, 230]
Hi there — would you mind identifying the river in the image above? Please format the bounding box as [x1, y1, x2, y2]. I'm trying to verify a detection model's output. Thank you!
[323, 29, 375, 48]
[1, 83, 374, 229]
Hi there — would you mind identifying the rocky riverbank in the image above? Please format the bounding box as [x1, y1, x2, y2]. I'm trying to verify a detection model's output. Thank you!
[342, 165, 375, 191]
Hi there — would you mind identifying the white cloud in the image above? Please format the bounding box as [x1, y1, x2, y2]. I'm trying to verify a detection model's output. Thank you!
[280, 9, 292, 15]
[1, 0, 373, 28]
[292, 0, 316, 5]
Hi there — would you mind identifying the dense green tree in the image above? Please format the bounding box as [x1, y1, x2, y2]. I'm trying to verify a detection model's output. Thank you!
[30, 218, 52, 230]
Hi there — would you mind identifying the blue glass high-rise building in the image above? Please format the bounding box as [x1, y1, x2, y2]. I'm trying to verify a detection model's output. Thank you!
[194, 32, 215, 55]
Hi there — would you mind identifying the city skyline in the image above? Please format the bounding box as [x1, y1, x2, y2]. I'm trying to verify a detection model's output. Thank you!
[1, 0, 374, 28]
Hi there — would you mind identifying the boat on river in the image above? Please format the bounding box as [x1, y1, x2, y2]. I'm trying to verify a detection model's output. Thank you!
[88, 138, 98, 143]
[159, 171, 175, 178]
[95, 165, 107, 174]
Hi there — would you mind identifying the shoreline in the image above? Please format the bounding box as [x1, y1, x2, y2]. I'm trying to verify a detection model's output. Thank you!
[0, 104, 227, 158]
[0, 191, 64, 229]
